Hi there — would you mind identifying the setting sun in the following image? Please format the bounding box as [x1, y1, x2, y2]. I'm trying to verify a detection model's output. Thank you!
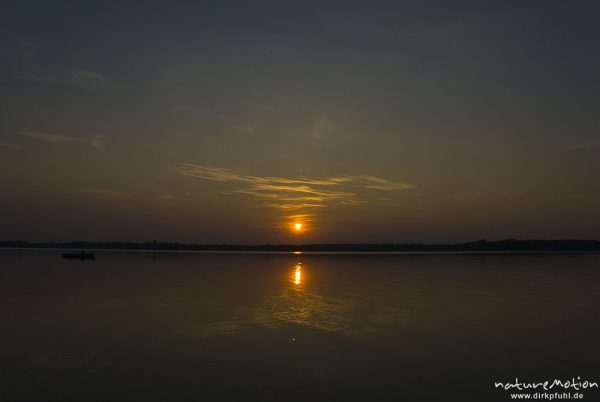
[294, 223, 302, 231]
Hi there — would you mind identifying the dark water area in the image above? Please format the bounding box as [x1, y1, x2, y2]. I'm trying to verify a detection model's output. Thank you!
[1, 250, 599, 401]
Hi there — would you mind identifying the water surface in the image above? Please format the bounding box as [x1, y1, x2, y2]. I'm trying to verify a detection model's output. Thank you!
[1, 250, 599, 401]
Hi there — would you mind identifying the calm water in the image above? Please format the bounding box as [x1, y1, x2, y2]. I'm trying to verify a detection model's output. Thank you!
[0, 250, 599, 401]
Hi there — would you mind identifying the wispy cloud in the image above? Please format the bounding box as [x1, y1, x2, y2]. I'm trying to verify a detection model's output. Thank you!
[310, 115, 331, 141]
[217, 113, 256, 133]
[177, 164, 415, 213]
[261, 202, 328, 210]
[159, 105, 191, 116]
[155, 190, 192, 201]
[0, 143, 23, 150]
[20, 132, 105, 150]
[567, 141, 600, 151]
[230, 124, 255, 133]
[343, 175, 415, 191]
[256, 103, 277, 113]
[20, 132, 76, 144]
[178, 164, 413, 190]
[72, 187, 132, 198]
[90, 135, 105, 150]
[25, 70, 109, 86]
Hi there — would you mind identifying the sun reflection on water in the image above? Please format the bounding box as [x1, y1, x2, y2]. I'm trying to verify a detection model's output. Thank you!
[293, 262, 302, 286]
[174, 258, 412, 339]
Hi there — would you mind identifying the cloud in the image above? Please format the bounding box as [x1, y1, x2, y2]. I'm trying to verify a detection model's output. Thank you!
[178, 164, 414, 191]
[250, 183, 354, 199]
[25, 70, 109, 86]
[72, 188, 132, 198]
[230, 125, 255, 133]
[20, 131, 105, 150]
[177, 164, 415, 213]
[343, 175, 414, 191]
[567, 141, 600, 151]
[21, 132, 77, 144]
[257, 104, 277, 113]
[339, 199, 369, 206]
[0, 143, 23, 150]
[310, 115, 331, 141]
[217, 113, 255, 133]
[159, 105, 191, 116]
[261, 203, 328, 210]
[90, 135, 105, 150]
[156, 191, 192, 201]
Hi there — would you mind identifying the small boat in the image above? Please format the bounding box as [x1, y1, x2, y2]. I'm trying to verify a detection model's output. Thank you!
[62, 251, 95, 260]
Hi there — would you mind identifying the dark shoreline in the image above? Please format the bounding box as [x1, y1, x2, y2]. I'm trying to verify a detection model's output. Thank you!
[1, 239, 599, 253]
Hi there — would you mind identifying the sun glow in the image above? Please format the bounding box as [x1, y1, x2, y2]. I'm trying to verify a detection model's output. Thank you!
[294, 223, 302, 231]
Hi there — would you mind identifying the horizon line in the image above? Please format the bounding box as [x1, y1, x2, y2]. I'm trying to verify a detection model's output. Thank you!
[1, 239, 599, 253]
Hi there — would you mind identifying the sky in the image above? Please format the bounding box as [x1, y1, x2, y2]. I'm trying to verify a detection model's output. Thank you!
[1, 0, 599, 243]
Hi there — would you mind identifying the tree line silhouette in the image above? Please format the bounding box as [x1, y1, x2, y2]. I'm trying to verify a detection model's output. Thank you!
[1, 239, 599, 252]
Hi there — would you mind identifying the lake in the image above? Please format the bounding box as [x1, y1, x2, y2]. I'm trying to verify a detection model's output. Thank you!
[1, 250, 599, 401]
